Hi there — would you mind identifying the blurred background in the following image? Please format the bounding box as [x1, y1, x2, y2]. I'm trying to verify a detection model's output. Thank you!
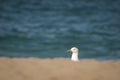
[0, 0, 120, 59]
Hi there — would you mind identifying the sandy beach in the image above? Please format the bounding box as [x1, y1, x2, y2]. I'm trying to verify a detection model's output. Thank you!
[0, 57, 120, 80]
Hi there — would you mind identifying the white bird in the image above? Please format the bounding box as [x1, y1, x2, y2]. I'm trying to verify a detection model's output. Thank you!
[67, 47, 79, 62]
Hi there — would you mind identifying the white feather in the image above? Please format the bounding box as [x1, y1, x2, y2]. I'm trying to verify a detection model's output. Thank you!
[68, 47, 79, 62]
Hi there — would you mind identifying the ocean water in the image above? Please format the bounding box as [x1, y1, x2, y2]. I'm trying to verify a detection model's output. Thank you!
[0, 0, 120, 59]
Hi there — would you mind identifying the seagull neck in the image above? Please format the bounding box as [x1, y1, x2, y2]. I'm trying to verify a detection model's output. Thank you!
[71, 52, 79, 61]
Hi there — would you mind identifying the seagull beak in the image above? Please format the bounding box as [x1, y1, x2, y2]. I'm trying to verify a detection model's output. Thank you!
[67, 49, 72, 53]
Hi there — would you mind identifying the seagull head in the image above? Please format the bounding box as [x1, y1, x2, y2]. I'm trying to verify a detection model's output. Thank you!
[67, 47, 79, 53]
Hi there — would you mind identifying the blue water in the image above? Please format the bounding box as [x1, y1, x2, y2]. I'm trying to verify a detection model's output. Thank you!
[0, 0, 120, 59]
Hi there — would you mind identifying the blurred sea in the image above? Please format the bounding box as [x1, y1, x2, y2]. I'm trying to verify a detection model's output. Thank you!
[0, 0, 120, 59]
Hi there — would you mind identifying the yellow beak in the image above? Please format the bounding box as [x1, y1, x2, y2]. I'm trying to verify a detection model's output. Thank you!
[67, 49, 72, 53]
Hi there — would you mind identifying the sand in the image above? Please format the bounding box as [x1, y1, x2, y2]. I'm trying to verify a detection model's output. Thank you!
[0, 57, 120, 80]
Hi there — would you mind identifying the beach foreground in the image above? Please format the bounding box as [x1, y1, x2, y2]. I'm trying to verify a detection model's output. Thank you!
[0, 57, 120, 80]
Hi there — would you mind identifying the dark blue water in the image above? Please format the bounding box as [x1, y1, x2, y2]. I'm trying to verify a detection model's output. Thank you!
[0, 0, 120, 59]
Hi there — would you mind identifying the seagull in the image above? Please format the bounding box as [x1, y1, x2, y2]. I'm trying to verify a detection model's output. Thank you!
[67, 47, 79, 62]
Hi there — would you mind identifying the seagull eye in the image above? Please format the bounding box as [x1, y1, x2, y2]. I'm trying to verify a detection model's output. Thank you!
[73, 49, 76, 50]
